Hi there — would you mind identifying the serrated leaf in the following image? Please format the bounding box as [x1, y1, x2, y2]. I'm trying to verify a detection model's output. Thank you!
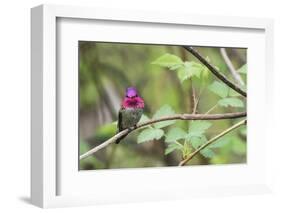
[153, 105, 176, 129]
[165, 127, 187, 143]
[208, 81, 229, 98]
[218, 97, 244, 108]
[137, 128, 164, 144]
[165, 143, 182, 155]
[189, 135, 207, 149]
[176, 61, 205, 83]
[238, 64, 247, 74]
[151, 53, 183, 69]
[200, 148, 215, 158]
[189, 121, 212, 135]
[184, 62, 202, 78]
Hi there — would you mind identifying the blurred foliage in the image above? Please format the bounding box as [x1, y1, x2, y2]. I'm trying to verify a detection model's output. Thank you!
[79, 42, 247, 170]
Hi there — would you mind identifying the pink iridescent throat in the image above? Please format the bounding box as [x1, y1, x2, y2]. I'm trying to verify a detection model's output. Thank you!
[122, 96, 144, 109]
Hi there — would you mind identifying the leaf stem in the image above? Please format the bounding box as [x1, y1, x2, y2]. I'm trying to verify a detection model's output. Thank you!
[192, 86, 206, 114]
[175, 140, 184, 148]
[205, 103, 218, 114]
[191, 80, 197, 114]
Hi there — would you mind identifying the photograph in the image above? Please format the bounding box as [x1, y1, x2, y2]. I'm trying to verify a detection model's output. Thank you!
[78, 42, 247, 170]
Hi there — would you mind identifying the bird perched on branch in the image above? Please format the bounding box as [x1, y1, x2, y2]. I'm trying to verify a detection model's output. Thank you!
[116, 87, 144, 144]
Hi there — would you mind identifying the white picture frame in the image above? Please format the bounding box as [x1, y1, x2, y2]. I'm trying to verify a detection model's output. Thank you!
[31, 4, 274, 208]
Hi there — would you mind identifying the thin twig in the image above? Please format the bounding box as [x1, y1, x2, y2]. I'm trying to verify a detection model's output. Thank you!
[191, 82, 197, 114]
[205, 103, 218, 114]
[182, 46, 247, 97]
[193, 87, 205, 114]
[178, 119, 247, 166]
[220, 48, 245, 86]
[80, 112, 246, 160]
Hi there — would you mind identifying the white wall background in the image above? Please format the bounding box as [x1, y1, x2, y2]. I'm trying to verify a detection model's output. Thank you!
[0, 0, 280, 212]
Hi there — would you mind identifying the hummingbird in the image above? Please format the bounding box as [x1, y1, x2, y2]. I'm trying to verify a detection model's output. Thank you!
[115, 87, 144, 144]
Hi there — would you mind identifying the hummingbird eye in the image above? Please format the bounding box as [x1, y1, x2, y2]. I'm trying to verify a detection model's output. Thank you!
[126, 94, 137, 98]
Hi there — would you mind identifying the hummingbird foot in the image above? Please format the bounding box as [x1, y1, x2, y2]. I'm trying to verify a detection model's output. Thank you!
[115, 126, 136, 144]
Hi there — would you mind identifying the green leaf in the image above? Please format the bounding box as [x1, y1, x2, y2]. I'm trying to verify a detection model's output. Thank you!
[138, 115, 151, 130]
[177, 66, 189, 83]
[188, 121, 212, 136]
[200, 56, 215, 82]
[137, 128, 164, 144]
[232, 136, 246, 155]
[209, 137, 230, 148]
[151, 53, 183, 69]
[208, 81, 229, 98]
[80, 139, 90, 155]
[182, 141, 192, 158]
[189, 135, 207, 149]
[202, 66, 210, 81]
[200, 148, 215, 158]
[152, 55, 207, 83]
[165, 127, 187, 143]
[240, 127, 247, 136]
[238, 64, 247, 74]
[139, 114, 150, 123]
[229, 89, 241, 97]
[187, 121, 211, 146]
[218, 97, 244, 108]
[176, 61, 205, 83]
[153, 104, 176, 129]
[184, 62, 202, 78]
[165, 143, 182, 155]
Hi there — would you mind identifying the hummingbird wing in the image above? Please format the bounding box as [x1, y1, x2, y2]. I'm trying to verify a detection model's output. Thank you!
[116, 109, 124, 144]
[117, 109, 123, 132]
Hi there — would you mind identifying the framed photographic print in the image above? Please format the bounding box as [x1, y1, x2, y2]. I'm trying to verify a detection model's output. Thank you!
[31, 4, 274, 208]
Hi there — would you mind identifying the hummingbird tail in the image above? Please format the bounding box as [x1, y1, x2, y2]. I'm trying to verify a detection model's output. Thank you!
[115, 133, 128, 144]
[116, 125, 136, 144]
[115, 138, 121, 144]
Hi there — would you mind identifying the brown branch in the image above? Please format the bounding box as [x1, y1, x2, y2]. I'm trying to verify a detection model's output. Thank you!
[182, 46, 247, 97]
[191, 82, 197, 114]
[80, 112, 246, 160]
[179, 119, 247, 166]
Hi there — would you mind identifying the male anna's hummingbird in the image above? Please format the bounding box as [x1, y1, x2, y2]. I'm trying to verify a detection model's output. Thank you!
[116, 87, 144, 144]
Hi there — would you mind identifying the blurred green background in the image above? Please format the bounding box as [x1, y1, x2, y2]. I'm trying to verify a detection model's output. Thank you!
[79, 41, 247, 170]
